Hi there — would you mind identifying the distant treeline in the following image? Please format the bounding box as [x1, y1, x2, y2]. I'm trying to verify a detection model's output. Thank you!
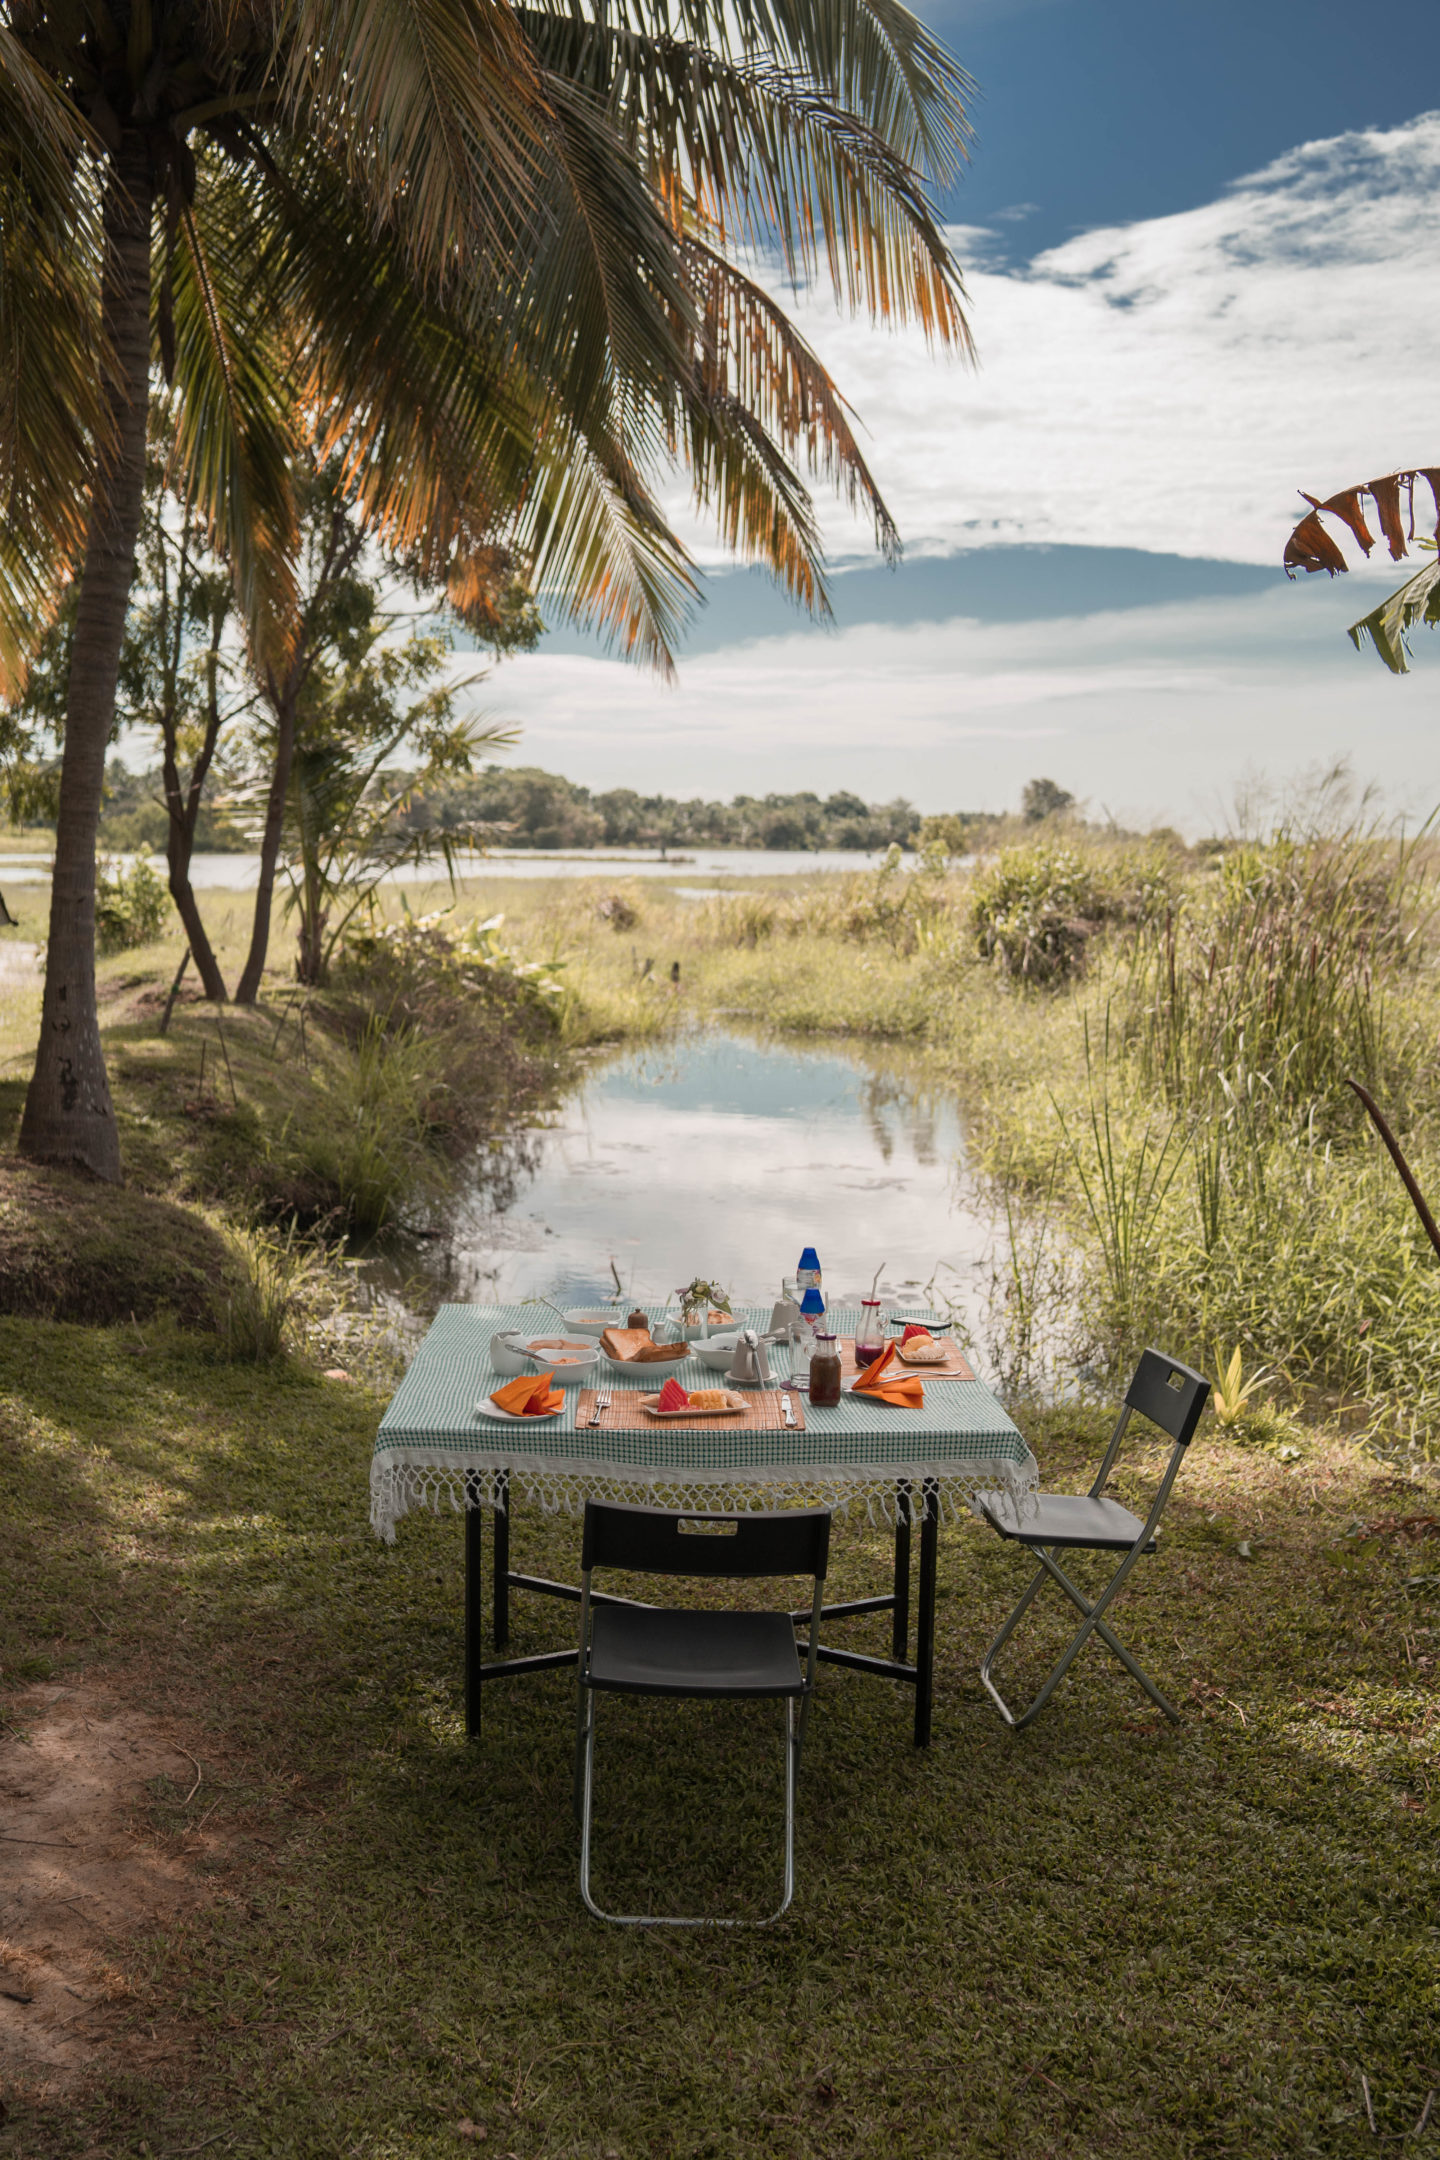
[396, 766, 963, 852]
[93, 759, 1080, 856]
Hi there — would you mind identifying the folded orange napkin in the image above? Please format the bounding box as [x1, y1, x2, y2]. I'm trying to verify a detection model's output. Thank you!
[853, 1345, 925, 1408]
[490, 1371, 563, 1415]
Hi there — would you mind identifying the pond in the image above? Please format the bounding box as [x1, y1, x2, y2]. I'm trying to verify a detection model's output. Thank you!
[369, 1025, 995, 1354]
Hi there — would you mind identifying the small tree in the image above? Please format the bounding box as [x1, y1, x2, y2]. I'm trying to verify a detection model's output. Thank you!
[1021, 778, 1076, 824]
[117, 419, 260, 999]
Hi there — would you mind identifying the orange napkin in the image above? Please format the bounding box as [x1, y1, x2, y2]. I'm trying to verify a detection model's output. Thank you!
[853, 1345, 925, 1408]
[490, 1371, 564, 1415]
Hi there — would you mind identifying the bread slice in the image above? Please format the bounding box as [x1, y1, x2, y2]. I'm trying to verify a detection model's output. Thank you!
[599, 1326, 651, 1361]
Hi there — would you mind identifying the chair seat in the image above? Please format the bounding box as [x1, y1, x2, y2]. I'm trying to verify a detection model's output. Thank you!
[586, 1606, 805, 1698]
[976, 1490, 1154, 1553]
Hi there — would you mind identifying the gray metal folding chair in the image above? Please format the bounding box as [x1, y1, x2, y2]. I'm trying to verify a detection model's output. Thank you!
[976, 1349, 1210, 1730]
[573, 1500, 830, 1928]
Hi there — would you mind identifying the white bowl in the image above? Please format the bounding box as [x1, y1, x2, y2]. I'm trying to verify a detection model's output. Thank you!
[693, 1334, 741, 1371]
[523, 1337, 601, 1386]
[559, 1308, 623, 1338]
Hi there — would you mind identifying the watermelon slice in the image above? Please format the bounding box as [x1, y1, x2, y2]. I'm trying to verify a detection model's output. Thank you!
[656, 1377, 690, 1413]
[900, 1323, 932, 1344]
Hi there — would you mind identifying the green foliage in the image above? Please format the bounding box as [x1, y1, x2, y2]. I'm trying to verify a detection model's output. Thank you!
[399, 764, 926, 853]
[1021, 775, 1076, 822]
[1126, 828, 1420, 1130]
[704, 846, 954, 956]
[970, 843, 1115, 984]
[218, 1219, 315, 1362]
[94, 849, 169, 954]
[1348, 541, 1440, 675]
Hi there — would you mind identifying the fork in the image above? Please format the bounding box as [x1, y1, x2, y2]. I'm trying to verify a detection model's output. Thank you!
[589, 1391, 611, 1428]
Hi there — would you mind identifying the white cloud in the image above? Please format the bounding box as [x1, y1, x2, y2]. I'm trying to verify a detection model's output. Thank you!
[489, 114, 1440, 823]
[482, 576, 1440, 829]
[702, 112, 1440, 568]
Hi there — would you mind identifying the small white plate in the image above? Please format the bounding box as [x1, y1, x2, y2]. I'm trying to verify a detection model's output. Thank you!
[475, 1401, 565, 1424]
[639, 1391, 745, 1419]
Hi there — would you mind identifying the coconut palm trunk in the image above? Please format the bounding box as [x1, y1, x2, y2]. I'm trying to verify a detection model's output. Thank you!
[18, 136, 153, 1181]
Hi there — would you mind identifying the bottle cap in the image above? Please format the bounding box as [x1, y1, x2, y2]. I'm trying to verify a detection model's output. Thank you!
[800, 1287, 825, 1315]
[798, 1247, 820, 1272]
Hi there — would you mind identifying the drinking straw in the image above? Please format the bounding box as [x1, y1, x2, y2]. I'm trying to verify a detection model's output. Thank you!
[869, 1260, 885, 1300]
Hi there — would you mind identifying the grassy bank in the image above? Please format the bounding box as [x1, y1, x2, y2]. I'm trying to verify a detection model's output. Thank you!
[1, 1318, 1437, 2157]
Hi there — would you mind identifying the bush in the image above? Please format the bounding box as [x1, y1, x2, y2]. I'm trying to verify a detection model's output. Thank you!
[969, 845, 1113, 984]
[96, 849, 169, 954]
[595, 888, 641, 931]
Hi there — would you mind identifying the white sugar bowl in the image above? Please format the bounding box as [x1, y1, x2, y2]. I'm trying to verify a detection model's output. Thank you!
[489, 1328, 529, 1376]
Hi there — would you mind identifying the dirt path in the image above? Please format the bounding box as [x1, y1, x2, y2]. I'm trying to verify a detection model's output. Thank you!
[0, 1683, 210, 2097]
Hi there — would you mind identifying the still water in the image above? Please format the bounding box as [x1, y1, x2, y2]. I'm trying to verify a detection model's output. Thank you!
[0, 846, 918, 888]
[379, 1027, 992, 1348]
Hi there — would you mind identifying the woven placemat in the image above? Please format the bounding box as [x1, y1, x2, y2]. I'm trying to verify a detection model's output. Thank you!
[577, 1388, 806, 1433]
[839, 1337, 975, 1380]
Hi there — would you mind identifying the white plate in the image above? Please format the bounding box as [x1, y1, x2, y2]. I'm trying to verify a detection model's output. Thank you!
[639, 1391, 745, 1419]
[560, 1309, 624, 1338]
[476, 1400, 565, 1424]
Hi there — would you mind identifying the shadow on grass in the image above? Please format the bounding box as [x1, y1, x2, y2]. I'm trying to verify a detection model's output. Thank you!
[1, 1327, 1436, 2159]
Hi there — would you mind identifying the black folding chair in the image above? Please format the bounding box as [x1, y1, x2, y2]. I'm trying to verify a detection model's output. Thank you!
[976, 1349, 1210, 1730]
[574, 1500, 831, 1927]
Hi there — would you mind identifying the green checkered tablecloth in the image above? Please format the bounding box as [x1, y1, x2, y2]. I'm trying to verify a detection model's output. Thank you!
[371, 1303, 1038, 1540]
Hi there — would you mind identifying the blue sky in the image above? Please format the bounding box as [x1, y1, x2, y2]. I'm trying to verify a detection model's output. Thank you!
[482, 7, 1440, 832]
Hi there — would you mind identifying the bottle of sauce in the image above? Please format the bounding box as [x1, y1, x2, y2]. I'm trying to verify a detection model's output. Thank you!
[809, 1331, 842, 1408]
[627, 1308, 649, 1333]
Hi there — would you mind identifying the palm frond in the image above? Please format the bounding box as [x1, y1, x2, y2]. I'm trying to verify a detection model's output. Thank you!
[525, 0, 974, 185]
[166, 158, 299, 666]
[1348, 559, 1440, 677]
[272, 0, 549, 291]
[0, 35, 107, 693]
[522, 19, 970, 344]
[682, 239, 898, 560]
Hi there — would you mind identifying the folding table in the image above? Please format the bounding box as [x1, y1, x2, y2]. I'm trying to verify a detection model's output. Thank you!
[371, 1302, 1038, 1746]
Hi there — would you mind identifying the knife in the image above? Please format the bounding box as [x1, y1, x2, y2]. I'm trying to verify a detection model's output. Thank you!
[780, 1391, 794, 1428]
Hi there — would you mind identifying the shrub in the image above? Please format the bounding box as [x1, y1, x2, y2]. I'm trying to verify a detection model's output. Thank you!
[96, 849, 169, 954]
[595, 888, 641, 931]
[970, 845, 1113, 985]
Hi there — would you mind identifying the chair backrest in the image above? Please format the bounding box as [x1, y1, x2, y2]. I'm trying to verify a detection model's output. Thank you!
[1124, 1349, 1210, 1447]
[581, 1501, 830, 1582]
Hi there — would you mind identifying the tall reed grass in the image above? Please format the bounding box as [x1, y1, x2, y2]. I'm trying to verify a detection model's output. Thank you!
[979, 813, 1440, 1442]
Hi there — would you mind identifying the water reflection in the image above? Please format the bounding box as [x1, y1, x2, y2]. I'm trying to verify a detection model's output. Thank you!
[368, 1026, 989, 1340]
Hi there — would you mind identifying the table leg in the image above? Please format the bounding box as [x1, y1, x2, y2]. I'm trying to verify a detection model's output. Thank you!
[494, 1473, 510, 1649]
[465, 1485, 484, 1741]
[892, 1480, 912, 1661]
[914, 1479, 939, 1748]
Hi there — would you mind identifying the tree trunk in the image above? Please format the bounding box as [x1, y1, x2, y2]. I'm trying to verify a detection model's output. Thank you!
[162, 713, 227, 1002]
[18, 136, 153, 1180]
[234, 688, 296, 1004]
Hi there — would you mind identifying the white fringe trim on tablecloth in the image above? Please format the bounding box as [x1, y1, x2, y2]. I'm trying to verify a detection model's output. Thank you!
[369, 1452, 1039, 1542]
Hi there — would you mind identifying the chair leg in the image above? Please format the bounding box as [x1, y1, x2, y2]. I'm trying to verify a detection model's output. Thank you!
[578, 1694, 799, 1928]
[981, 1545, 1180, 1730]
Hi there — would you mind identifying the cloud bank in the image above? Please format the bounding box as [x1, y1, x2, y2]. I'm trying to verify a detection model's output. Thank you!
[486, 115, 1440, 820]
[737, 111, 1440, 567]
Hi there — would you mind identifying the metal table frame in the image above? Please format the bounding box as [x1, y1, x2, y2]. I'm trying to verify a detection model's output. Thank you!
[463, 1472, 942, 1746]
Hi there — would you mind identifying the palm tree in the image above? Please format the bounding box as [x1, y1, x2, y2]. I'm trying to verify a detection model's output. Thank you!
[1, 0, 973, 1178]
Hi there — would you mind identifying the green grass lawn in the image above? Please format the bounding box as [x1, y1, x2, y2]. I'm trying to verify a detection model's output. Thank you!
[1, 1320, 1436, 2158]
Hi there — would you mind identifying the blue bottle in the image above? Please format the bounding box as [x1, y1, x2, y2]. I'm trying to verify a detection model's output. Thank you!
[797, 1246, 822, 1293]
